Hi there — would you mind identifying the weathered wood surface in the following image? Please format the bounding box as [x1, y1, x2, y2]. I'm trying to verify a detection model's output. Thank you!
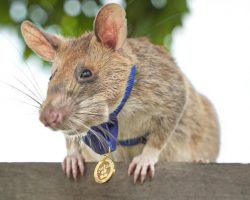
[0, 162, 249, 200]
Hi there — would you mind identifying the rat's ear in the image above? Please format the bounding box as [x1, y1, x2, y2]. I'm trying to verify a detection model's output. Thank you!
[21, 21, 61, 62]
[94, 3, 127, 50]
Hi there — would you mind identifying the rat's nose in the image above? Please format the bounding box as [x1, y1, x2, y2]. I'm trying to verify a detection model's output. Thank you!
[40, 108, 64, 128]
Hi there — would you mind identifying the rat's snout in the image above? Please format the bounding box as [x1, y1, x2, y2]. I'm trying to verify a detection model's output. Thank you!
[40, 108, 65, 129]
[39, 83, 72, 130]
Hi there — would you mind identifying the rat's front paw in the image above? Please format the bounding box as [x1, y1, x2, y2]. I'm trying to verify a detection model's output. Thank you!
[128, 154, 158, 184]
[62, 152, 85, 180]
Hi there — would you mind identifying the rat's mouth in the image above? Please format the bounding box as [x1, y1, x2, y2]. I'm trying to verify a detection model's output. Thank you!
[40, 105, 107, 135]
[44, 117, 90, 134]
[39, 94, 110, 136]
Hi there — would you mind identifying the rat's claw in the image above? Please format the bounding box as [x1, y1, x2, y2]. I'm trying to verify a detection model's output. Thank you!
[66, 157, 72, 178]
[61, 152, 85, 180]
[71, 158, 78, 180]
[133, 163, 142, 184]
[128, 161, 136, 176]
[149, 163, 155, 180]
[128, 154, 157, 184]
[140, 164, 148, 183]
[78, 157, 84, 176]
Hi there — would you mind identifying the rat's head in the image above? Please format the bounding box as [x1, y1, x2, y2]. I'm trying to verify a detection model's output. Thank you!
[21, 4, 133, 135]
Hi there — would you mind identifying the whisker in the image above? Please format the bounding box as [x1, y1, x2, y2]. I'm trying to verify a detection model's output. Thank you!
[75, 112, 103, 116]
[0, 80, 41, 106]
[68, 118, 107, 152]
[26, 64, 44, 101]
[15, 99, 40, 109]
[72, 113, 128, 160]
[81, 122, 109, 153]
[71, 115, 109, 152]
[12, 75, 42, 103]
[76, 101, 106, 110]
[14, 64, 44, 102]
[67, 122, 81, 136]
[4, 36, 44, 101]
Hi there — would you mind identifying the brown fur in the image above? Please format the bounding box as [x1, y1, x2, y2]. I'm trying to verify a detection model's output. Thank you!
[21, 3, 220, 180]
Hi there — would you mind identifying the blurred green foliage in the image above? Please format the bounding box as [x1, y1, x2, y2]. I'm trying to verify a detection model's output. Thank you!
[0, 0, 189, 63]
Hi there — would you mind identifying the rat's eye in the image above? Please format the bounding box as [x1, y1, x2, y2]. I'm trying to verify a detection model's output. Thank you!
[80, 69, 92, 79]
[75, 66, 95, 83]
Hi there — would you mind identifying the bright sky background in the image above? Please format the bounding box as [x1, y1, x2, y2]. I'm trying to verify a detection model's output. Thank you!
[0, 0, 249, 163]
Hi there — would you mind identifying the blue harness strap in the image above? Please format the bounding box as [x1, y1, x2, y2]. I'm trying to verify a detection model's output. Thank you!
[82, 65, 148, 155]
[118, 132, 149, 146]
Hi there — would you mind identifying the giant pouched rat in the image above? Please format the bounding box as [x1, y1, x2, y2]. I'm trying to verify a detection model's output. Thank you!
[20, 3, 220, 184]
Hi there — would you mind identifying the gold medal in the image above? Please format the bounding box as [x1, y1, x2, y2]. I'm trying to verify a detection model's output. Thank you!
[94, 150, 115, 184]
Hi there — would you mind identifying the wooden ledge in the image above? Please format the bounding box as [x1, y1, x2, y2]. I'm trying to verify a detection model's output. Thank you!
[0, 162, 250, 200]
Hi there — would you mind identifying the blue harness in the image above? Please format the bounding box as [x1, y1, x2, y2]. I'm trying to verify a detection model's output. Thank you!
[82, 65, 148, 155]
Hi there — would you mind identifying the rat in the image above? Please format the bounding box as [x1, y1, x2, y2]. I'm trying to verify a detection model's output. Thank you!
[20, 3, 220, 184]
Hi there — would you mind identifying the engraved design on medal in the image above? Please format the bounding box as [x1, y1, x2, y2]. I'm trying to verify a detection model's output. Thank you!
[94, 155, 115, 183]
